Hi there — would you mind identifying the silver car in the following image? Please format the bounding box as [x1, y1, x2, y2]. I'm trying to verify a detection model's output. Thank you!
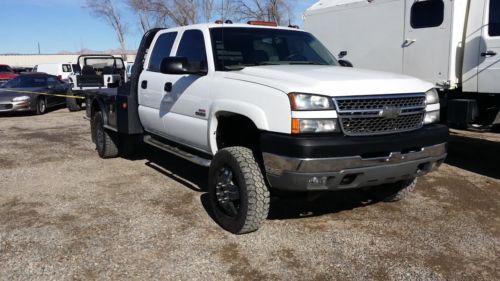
[0, 73, 70, 115]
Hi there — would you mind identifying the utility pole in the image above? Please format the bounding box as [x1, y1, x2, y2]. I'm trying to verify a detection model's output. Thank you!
[37, 42, 41, 54]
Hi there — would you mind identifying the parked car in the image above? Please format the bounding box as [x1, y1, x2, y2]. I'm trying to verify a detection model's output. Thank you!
[34, 63, 74, 81]
[0, 73, 70, 114]
[0, 64, 17, 86]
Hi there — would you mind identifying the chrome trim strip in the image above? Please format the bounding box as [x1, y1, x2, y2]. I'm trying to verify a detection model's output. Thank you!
[263, 143, 447, 175]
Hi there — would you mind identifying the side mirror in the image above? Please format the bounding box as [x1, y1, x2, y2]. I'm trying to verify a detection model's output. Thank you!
[338, 60, 353, 67]
[160, 57, 207, 75]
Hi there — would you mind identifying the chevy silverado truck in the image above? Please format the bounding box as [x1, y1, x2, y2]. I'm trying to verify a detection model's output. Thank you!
[86, 22, 448, 234]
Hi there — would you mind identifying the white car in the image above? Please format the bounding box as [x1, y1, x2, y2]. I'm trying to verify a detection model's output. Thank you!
[86, 23, 449, 234]
[34, 63, 73, 81]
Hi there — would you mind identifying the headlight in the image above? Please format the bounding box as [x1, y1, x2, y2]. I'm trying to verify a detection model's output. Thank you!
[289, 93, 334, 110]
[12, 96, 30, 102]
[425, 88, 439, 104]
[424, 110, 440, 124]
[292, 118, 340, 134]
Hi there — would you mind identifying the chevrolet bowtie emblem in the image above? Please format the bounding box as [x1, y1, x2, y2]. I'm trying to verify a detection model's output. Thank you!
[380, 106, 401, 119]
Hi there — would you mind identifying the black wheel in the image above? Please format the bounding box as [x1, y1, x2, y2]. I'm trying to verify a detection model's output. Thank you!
[208, 147, 270, 234]
[93, 111, 119, 158]
[67, 90, 83, 112]
[378, 178, 418, 202]
[35, 97, 47, 115]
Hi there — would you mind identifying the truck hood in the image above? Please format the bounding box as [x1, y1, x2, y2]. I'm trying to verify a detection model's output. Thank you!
[224, 65, 433, 96]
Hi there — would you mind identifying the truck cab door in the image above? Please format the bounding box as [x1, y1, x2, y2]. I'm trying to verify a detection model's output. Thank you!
[403, 0, 452, 86]
[477, 0, 500, 94]
[161, 29, 211, 151]
[138, 31, 178, 134]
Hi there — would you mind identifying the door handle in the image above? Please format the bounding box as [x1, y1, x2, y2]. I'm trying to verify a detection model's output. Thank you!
[141, 80, 148, 89]
[164, 82, 173, 92]
[481, 51, 497, 57]
[403, 38, 416, 47]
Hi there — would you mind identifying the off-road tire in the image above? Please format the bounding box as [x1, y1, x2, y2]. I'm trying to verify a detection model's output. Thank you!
[93, 111, 119, 158]
[380, 178, 418, 202]
[66, 90, 83, 112]
[35, 97, 47, 115]
[209, 147, 270, 234]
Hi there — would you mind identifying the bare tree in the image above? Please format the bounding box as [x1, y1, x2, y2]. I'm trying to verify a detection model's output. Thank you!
[231, 0, 294, 25]
[85, 0, 128, 60]
[126, 0, 216, 28]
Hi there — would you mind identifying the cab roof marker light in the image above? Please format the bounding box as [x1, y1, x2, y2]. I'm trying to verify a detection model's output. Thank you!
[247, 21, 278, 27]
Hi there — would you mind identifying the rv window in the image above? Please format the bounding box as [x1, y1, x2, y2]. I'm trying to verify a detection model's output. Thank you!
[148, 32, 178, 72]
[490, 0, 500, 36]
[410, 0, 444, 29]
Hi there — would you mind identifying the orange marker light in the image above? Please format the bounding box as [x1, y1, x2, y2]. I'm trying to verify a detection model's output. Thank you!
[292, 118, 300, 134]
[247, 21, 278, 27]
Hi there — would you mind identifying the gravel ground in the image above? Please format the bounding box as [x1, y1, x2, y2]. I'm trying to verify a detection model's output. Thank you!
[0, 108, 499, 281]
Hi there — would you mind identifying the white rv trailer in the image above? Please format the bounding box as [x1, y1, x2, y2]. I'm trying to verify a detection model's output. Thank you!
[305, 0, 500, 128]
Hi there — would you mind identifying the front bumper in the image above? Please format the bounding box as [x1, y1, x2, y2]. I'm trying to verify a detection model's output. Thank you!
[261, 124, 449, 191]
[0, 100, 34, 112]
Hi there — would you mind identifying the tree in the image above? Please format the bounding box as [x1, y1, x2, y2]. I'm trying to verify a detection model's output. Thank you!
[85, 0, 128, 60]
[230, 0, 294, 25]
[126, 0, 216, 28]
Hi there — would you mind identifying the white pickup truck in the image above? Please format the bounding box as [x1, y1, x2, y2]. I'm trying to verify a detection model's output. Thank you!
[86, 22, 449, 234]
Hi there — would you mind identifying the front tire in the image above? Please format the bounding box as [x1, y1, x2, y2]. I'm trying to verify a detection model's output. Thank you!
[208, 147, 270, 234]
[93, 111, 119, 158]
[35, 97, 47, 115]
[379, 178, 418, 202]
[67, 90, 83, 112]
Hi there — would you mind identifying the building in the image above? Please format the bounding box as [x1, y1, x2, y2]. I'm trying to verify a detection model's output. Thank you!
[0, 54, 137, 67]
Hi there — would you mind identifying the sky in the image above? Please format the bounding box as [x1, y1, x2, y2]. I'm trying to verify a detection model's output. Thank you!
[0, 0, 318, 54]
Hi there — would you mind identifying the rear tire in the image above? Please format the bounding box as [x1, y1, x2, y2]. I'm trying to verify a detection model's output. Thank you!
[67, 90, 83, 112]
[379, 178, 418, 202]
[93, 111, 119, 158]
[208, 147, 270, 234]
[35, 97, 47, 115]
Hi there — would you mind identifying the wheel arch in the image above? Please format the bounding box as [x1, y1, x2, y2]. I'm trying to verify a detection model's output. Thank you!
[208, 101, 269, 154]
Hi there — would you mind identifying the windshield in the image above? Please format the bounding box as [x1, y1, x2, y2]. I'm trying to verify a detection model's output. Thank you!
[2, 76, 47, 88]
[80, 57, 124, 69]
[210, 27, 337, 71]
[0, 65, 13, 74]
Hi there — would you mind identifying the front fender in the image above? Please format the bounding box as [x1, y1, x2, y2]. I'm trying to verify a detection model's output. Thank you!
[208, 100, 270, 154]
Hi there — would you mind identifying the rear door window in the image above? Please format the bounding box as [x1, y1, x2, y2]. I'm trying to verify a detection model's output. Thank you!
[490, 0, 500, 36]
[410, 0, 445, 29]
[148, 32, 178, 72]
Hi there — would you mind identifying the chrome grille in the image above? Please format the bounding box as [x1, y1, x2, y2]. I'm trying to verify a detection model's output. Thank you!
[334, 94, 426, 136]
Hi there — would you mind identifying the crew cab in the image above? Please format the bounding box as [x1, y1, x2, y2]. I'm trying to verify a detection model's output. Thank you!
[86, 23, 448, 234]
[0, 64, 17, 87]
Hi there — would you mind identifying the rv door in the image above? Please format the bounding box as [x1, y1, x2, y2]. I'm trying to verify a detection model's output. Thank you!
[477, 0, 500, 94]
[403, 0, 452, 86]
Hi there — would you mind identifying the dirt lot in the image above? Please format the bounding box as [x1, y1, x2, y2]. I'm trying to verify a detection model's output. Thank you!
[0, 108, 499, 281]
